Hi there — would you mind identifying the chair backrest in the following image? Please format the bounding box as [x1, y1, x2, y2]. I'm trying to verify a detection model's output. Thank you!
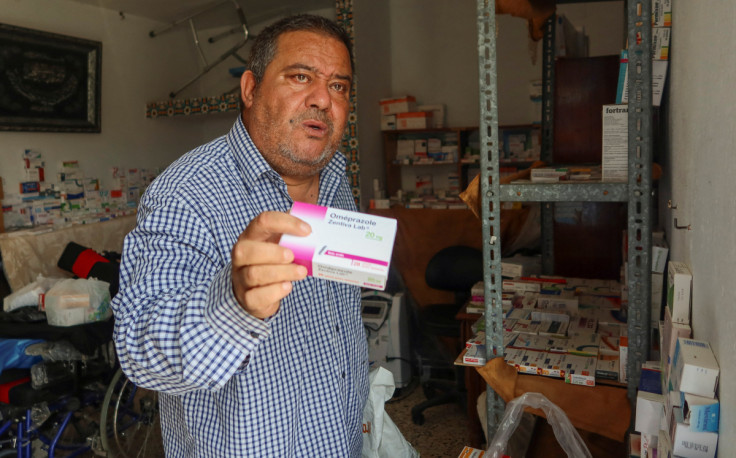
[425, 245, 483, 296]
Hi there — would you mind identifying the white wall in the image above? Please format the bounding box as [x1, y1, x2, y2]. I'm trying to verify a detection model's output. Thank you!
[664, 2, 736, 455]
[0, 0, 231, 194]
[353, 1, 392, 207]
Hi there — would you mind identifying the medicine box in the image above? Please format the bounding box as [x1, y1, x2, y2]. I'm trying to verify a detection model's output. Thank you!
[636, 390, 665, 435]
[602, 104, 629, 182]
[667, 261, 692, 324]
[671, 338, 719, 399]
[652, 238, 669, 273]
[396, 111, 433, 130]
[652, 27, 671, 60]
[561, 354, 596, 386]
[652, 0, 672, 27]
[682, 393, 720, 433]
[279, 202, 397, 291]
[379, 95, 416, 115]
[540, 352, 565, 378]
[670, 407, 718, 458]
[380, 114, 396, 131]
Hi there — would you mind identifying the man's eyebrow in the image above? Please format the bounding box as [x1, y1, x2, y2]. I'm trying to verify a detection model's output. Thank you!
[282, 63, 352, 84]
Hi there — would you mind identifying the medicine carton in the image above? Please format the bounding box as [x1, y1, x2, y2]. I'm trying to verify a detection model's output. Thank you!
[379, 95, 416, 115]
[602, 104, 629, 182]
[652, 0, 672, 27]
[380, 114, 396, 131]
[279, 202, 397, 291]
[682, 393, 720, 433]
[671, 338, 719, 399]
[670, 407, 718, 458]
[396, 111, 433, 130]
[667, 261, 692, 324]
[562, 354, 596, 386]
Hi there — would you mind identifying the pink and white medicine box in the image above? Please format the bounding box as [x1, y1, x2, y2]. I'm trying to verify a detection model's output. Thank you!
[279, 202, 397, 291]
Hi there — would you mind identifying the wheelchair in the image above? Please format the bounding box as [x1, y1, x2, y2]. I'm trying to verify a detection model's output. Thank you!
[0, 315, 161, 457]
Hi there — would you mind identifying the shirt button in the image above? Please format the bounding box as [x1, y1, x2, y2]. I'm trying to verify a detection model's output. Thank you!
[341, 372, 346, 379]
[335, 325, 339, 332]
[250, 331, 259, 339]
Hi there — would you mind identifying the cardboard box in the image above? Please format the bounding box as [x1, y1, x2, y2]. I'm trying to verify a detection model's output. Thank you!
[396, 139, 415, 161]
[667, 261, 692, 324]
[379, 95, 416, 115]
[663, 306, 691, 387]
[636, 391, 665, 435]
[620, 335, 629, 383]
[517, 349, 544, 375]
[651, 271, 664, 326]
[596, 356, 620, 381]
[652, 238, 669, 273]
[602, 104, 629, 182]
[568, 316, 598, 335]
[670, 407, 718, 458]
[652, 0, 672, 27]
[671, 338, 719, 399]
[380, 114, 396, 130]
[279, 202, 397, 291]
[414, 139, 428, 158]
[562, 354, 596, 386]
[652, 27, 671, 60]
[536, 295, 578, 314]
[682, 393, 720, 433]
[396, 111, 433, 130]
[417, 103, 445, 128]
[509, 333, 549, 351]
[540, 351, 565, 378]
[567, 333, 601, 357]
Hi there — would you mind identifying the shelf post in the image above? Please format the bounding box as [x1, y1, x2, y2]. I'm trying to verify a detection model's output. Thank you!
[626, 0, 654, 408]
[477, 0, 506, 436]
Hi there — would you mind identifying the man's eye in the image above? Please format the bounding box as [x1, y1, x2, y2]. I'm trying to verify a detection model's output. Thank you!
[294, 74, 309, 82]
[332, 83, 347, 93]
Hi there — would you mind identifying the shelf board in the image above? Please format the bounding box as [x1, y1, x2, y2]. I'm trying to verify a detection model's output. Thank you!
[500, 181, 628, 202]
[145, 93, 239, 119]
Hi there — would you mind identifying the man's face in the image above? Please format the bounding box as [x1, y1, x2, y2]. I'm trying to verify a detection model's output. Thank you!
[242, 30, 352, 179]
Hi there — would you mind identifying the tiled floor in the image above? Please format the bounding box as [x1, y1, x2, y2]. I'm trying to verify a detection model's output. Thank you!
[384, 381, 469, 457]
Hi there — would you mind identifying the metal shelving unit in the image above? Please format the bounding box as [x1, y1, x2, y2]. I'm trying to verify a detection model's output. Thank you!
[478, 0, 653, 436]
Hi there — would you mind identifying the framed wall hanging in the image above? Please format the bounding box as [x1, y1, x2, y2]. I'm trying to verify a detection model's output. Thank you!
[0, 23, 101, 133]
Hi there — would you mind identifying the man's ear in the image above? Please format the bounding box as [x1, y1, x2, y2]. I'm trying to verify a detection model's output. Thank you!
[240, 71, 257, 108]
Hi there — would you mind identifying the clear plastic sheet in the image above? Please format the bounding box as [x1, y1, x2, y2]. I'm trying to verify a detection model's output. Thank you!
[487, 392, 592, 458]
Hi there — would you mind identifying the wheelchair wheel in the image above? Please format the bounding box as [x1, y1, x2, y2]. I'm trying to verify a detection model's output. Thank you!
[100, 368, 161, 458]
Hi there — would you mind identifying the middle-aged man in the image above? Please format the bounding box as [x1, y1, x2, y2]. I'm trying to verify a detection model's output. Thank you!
[111, 14, 369, 457]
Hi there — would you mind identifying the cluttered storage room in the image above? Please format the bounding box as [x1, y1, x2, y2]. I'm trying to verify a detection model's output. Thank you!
[0, 0, 733, 457]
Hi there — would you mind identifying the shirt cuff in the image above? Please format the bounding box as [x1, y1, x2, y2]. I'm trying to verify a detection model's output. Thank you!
[204, 262, 271, 356]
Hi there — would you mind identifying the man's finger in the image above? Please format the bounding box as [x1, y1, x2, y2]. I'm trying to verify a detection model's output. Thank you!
[241, 211, 311, 243]
[232, 239, 295, 269]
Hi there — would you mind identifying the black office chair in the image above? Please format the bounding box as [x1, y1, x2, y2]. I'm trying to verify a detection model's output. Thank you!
[410, 245, 483, 425]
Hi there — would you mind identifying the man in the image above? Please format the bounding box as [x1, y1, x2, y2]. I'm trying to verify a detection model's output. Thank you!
[111, 14, 368, 457]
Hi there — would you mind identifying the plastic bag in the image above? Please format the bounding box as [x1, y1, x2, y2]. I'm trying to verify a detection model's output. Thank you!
[487, 392, 592, 458]
[44, 278, 112, 327]
[362, 366, 419, 458]
[3, 275, 64, 312]
[0, 338, 44, 373]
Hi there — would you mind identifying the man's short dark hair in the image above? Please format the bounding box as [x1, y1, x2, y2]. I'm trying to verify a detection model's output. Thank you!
[247, 14, 354, 83]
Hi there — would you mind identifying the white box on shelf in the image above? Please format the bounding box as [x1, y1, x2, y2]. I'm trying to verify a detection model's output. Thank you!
[652, 27, 671, 60]
[636, 390, 665, 435]
[671, 338, 719, 399]
[417, 104, 445, 128]
[652, 238, 669, 273]
[380, 114, 396, 131]
[667, 261, 692, 325]
[379, 95, 416, 115]
[396, 111, 433, 130]
[670, 407, 718, 458]
[602, 104, 629, 182]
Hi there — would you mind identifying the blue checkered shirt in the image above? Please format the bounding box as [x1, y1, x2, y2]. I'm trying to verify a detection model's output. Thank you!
[112, 117, 369, 457]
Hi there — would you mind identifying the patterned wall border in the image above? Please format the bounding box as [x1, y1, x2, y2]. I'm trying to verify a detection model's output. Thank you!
[335, 0, 361, 206]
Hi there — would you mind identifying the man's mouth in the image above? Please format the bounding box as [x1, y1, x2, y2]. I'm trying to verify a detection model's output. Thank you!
[302, 119, 329, 137]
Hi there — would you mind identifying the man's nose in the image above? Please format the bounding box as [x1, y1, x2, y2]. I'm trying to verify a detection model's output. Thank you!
[305, 80, 331, 111]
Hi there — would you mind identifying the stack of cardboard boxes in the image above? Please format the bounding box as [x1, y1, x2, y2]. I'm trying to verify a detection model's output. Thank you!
[379, 95, 445, 131]
[632, 259, 721, 458]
